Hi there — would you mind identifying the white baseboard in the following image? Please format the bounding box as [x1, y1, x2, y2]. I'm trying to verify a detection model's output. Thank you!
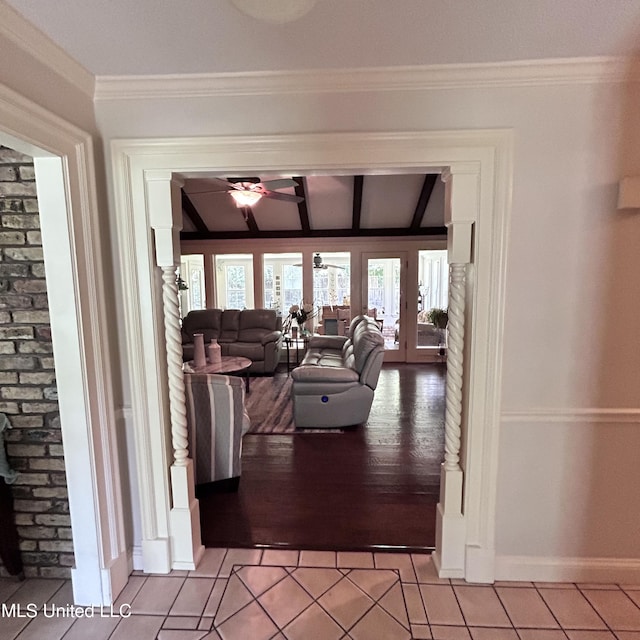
[130, 545, 144, 572]
[495, 554, 640, 584]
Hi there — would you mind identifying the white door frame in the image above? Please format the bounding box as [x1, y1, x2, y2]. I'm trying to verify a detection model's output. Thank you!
[112, 130, 512, 582]
[0, 85, 128, 604]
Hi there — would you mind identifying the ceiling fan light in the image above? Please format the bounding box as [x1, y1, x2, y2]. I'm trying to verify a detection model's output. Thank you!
[230, 190, 262, 207]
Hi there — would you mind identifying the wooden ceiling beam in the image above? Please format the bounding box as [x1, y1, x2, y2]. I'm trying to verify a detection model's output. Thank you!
[410, 174, 438, 230]
[294, 177, 310, 232]
[180, 226, 447, 241]
[352, 175, 364, 231]
[181, 189, 209, 233]
[242, 206, 259, 233]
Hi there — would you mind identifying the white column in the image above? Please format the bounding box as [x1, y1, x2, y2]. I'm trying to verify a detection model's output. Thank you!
[433, 169, 475, 578]
[148, 175, 204, 570]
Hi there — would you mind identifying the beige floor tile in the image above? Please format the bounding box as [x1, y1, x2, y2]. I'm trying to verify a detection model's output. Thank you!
[201, 630, 222, 640]
[378, 582, 409, 627]
[214, 575, 254, 626]
[202, 579, 227, 618]
[495, 586, 558, 628]
[615, 632, 640, 639]
[412, 554, 449, 584]
[170, 578, 215, 617]
[282, 602, 345, 640]
[578, 584, 621, 590]
[337, 552, 374, 568]
[190, 549, 227, 578]
[260, 549, 299, 567]
[218, 549, 263, 578]
[582, 589, 640, 630]
[215, 600, 278, 640]
[374, 552, 417, 582]
[11, 613, 75, 640]
[564, 632, 618, 640]
[494, 581, 534, 588]
[469, 628, 519, 640]
[430, 625, 472, 640]
[258, 575, 313, 628]
[349, 603, 411, 640]
[535, 582, 577, 589]
[411, 624, 433, 639]
[539, 588, 607, 629]
[0, 578, 24, 603]
[516, 631, 567, 640]
[454, 586, 511, 627]
[627, 590, 640, 608]
[317, 576, 375, 630]
[114, 575, 146, 608]
[290, 567, 343, 598]
[198, 617, 214, 631]
[420, 585, 465, 626]
[347, 568, 398, 600]
[403, 583, 427, 624]
[623, 585, 640, 591]
[236, 565, 288, 597]
[5, 579, 64, 608]
[0, 614, 30, 640]
[107, 614, 165, 640]
[157, 631, 208, 640]
[298, 550, 336, 567]
[45, 580, 73, 607]
[60, 615, 120, 640]
[163, 615, 200, 629]
[130, 576, 185, 615]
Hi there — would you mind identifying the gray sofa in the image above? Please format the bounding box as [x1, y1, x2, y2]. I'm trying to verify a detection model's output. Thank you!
[181, 308, 283, 374]
[291, 315, 385, 428]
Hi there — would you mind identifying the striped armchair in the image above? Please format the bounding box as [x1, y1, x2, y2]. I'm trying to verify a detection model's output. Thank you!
[183, 373, 250, 491]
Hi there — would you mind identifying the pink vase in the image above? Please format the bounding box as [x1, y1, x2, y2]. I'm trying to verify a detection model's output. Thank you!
[193, 333, 206, 368]
[208, 339, 221, 365]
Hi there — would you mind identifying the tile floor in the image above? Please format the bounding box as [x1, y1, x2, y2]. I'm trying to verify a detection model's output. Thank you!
[1, 549, 640, 639]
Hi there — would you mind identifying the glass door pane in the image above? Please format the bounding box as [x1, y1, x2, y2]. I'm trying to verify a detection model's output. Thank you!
[362, 253, 406, 361]
[416, 250, 448, 358]
[263, 252, 303, 315]
[214, 254, 254, 309]
[179, 254, 206, 316]
[313, 251, 351, 335]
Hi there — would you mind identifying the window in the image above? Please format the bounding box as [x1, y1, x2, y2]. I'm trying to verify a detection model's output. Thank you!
[214, 254, 254, 309]
[179, 254, 206, 315]
[263, 253, 303, 314]
[312, 252, 351, 306]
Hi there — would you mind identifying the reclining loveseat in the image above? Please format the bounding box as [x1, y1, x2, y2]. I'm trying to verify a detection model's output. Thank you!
[291, 315, 385, 428]
[181, 308, 283, 374]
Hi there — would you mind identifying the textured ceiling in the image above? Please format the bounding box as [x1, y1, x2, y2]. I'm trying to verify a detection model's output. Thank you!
[5, 0, 640, 76]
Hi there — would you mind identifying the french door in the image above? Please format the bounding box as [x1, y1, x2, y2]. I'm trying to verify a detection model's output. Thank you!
[361, 252, 407, 362]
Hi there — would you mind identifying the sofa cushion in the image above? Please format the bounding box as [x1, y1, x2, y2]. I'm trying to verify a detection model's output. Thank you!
[291, 365, 359, 383]
[219, 309, 240, 342]
[182, 309, 222, 344]
[352, 322, 384, 372]
[227, 341, 265, 361]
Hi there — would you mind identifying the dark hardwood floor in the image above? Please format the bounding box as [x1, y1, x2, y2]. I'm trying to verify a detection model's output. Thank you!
[199, 363, 445, 552]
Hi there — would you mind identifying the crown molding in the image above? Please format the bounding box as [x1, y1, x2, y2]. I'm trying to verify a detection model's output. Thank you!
[94, 56, 640, 101]
[0, 1, 94, 98]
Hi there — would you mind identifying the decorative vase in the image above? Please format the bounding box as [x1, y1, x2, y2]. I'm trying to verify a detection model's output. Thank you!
[193, 333, 206, 368]
[208, 339, 221, 365]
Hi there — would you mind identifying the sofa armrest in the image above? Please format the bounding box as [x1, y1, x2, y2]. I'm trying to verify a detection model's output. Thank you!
[291, 365, 359, 383]
[261, 330, 282, 345]
[307, 335, 348, 350]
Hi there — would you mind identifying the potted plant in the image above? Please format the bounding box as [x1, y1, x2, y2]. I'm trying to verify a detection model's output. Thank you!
[427, 307, 448, 329]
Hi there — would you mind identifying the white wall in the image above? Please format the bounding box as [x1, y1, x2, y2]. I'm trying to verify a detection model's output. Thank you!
[95, 63, 640, 573]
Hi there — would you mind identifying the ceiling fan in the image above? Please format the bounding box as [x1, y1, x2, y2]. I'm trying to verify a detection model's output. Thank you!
[294, 253, 346, 270]
[188, 177, 303, 208]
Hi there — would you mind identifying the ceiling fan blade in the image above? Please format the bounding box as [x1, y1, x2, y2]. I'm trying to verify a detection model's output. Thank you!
[258, 178, 298, 190]
[325, 264, 346, 270]
[186, 177, 240, 195]
[262, 190, 304, 203]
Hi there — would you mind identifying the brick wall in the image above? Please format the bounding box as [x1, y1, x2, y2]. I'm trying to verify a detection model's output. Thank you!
[0, 146, 73, 578]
